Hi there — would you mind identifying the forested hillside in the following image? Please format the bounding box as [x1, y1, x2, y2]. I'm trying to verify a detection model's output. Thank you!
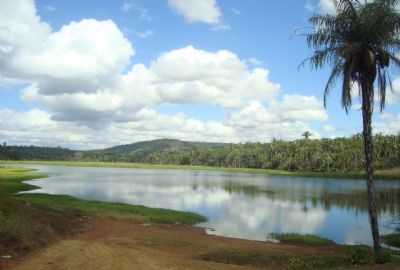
[1, 135, 399, 173]
[81, 139, 226, 162]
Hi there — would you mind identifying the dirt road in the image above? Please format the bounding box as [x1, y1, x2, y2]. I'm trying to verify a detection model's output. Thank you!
[5, 218, 398, 270]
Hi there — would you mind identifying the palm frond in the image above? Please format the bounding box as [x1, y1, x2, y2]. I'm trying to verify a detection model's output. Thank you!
[342, 56, 356, 113]
[337, 0, 360, 16]
[301, 47, 340, 69]
[377, 68, 387, 111]
[324, 62, 344, 108]
[387, 52, 400, 68]
[303, 0, 400, 115]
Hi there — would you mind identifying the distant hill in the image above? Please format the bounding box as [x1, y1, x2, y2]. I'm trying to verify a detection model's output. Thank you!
[103, 139, 225, 154]
[81, 139, 226, 163]
[0, 139, 226, 163]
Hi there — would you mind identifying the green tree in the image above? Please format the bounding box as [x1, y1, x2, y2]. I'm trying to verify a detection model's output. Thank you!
[304, 0, 400, 261]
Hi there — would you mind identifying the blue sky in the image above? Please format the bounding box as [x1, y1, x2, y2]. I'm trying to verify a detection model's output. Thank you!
[0, 0, 399, 149]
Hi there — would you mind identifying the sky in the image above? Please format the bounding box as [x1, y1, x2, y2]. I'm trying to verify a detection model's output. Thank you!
[0, 0, 399, 149]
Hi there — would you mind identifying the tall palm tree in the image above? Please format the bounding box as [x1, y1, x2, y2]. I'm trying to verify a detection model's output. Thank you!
[304, 0, 400, 261]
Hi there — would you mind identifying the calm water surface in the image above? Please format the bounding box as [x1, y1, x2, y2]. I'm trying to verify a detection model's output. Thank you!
[21, 165, 400, 245]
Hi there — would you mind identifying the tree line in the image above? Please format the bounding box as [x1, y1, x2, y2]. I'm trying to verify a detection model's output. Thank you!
[2, 134, 398, 173]
[145, 134, 400, 172]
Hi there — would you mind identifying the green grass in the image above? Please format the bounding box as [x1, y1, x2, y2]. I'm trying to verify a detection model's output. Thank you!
[382, 233, 400, 248]
[0, 167, 81, 255]
[200, 250, 350, 270]
[200, 246, 399, 270]
[21, 194, 206, 224]
[269, 233, 335, 246]
[2, 160, 400, 180]
[0, 166, 206, 224]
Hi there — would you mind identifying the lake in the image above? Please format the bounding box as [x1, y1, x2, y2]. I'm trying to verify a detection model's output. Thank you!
[21, 164, 400, 245]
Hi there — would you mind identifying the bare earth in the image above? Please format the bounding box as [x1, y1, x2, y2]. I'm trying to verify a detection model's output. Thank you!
[3, 218, 399, 270]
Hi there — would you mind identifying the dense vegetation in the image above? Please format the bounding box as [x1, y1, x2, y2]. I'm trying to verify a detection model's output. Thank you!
[144, 135, 400, 172]
[0, 145, 76, 161]
[1, 135, 399, 173]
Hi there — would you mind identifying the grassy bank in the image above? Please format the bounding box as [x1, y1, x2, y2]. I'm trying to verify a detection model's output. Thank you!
[1, 160, 400, 180]
[0, 167, 205, 224]
[199, 247, 392, 269]
[382, 233, 400, 248]
[0, 167, 205, 256]
[269, 233, 335, 246]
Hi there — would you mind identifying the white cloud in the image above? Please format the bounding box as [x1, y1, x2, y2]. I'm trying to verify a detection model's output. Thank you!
[270, 95, 328, 122]
[227, 96, 327, 141]
[0, 108, 97, 148]
[322, 124, 335, 133]
[0, 108, 237, 149]
[23, 19, 133, 95]
[317, 0, 399, 14]
[168, 0, 221, 24]
[22, 46, 281, 124]
[319, 0, 336, 14]
[305, 1, 315, 12]
[386, 78, 400, 105]
[151, 46, 280, 108]
[0, 0, 330, 148]
[0, 0, 51, 56]
[374, 113, 400, 135]
[0, 1, 134, 96]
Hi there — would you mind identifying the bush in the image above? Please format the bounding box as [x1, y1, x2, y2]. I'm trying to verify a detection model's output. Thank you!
[346, 246, 373, 265]
[269, 233, 335, 246]
[382, 233, 400, 248]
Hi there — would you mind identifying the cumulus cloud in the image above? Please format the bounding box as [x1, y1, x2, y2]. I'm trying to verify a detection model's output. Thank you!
[317, 0, 400, 14]
[386, 78, 400, 105]
[0, 108, 236, 149]
[227, 97, 327, 141]
[319, 0, 336, 14]
[0, 0, 330, 148]
[22, 45, 282, 125]
[0, 0, 134, 97]
[374, 113, 400, 135]
[151, 46, 279, 108]
[0, 109, 98, 148]
[7, 20, 133, 95]
[167, 0, 221, 24]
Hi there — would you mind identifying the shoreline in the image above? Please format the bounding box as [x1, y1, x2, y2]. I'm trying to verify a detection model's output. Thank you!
[6, 216, 400, 270]
[2, 160, 400, 180]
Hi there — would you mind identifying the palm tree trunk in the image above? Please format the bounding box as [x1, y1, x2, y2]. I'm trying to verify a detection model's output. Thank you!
[361, 80, 382, 262]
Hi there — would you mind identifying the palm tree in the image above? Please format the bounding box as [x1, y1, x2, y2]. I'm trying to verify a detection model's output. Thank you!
[302, 131, 312, 140]
[304, 0, 400, 261]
